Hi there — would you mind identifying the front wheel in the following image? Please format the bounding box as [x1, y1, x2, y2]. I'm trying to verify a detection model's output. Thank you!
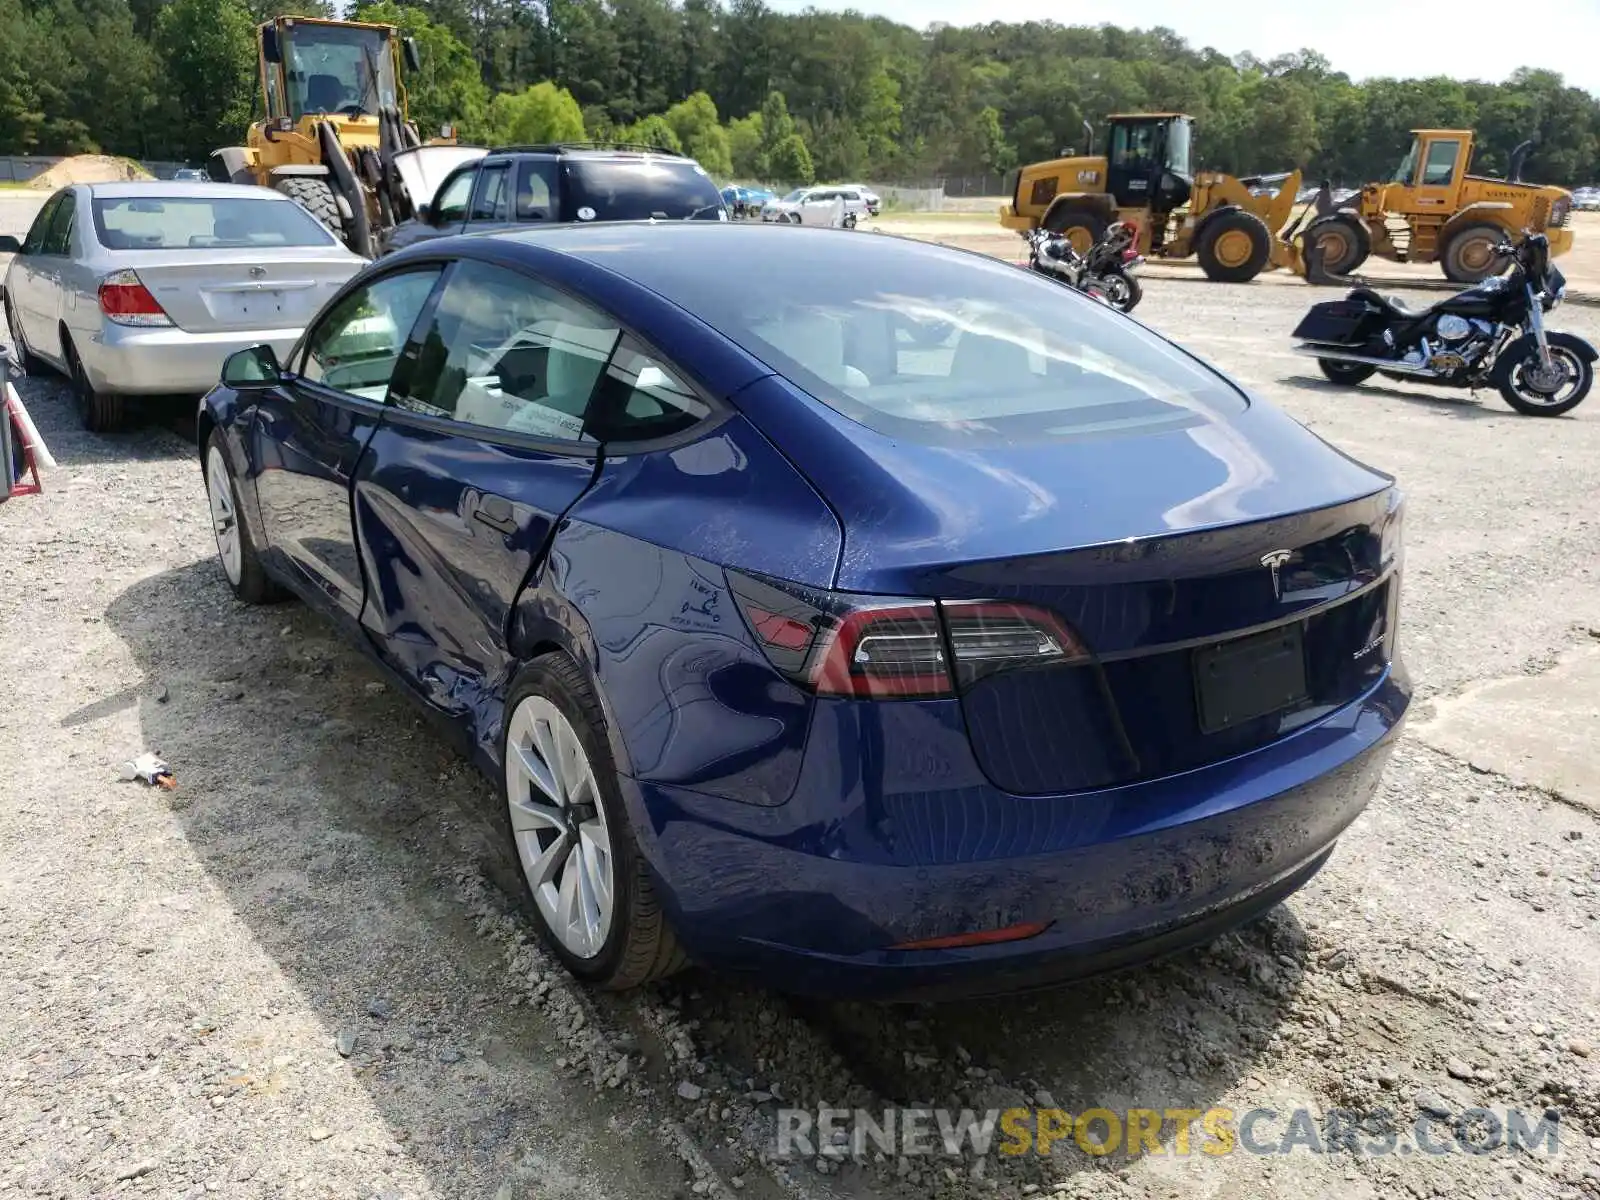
[1499, 342, 1594, 416]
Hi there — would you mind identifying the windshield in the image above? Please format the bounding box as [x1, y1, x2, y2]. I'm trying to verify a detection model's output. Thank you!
[92, 195, 337, 249]
[782, 189, 808, 202]
[1166, 119, 1192, 176]
[625, 234, 1247, 446]
[285, 23, 397, 119]
[1390, 136, 1421, 185]
[564, 159, 724, 221]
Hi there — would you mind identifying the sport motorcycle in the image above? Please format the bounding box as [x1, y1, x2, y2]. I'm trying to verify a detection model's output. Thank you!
[1291, 232, 1595, 416]
[1025, 222, 1143, 313]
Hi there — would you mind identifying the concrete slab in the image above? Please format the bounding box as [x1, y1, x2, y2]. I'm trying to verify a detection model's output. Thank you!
[1412, 643, 1600, 813]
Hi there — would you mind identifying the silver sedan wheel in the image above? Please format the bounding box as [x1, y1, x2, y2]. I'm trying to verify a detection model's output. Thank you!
[505, 695, 614, 959]
[205, 445, 242, 587]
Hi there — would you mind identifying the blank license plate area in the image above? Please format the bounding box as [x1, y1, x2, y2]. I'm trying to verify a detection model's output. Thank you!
[212, 290, 295, 321]
[1194, 624, 1309, 734]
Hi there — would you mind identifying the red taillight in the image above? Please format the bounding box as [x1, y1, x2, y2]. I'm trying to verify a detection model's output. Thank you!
[729, 572, 1089, 701]
[98, 270, 172, 327]
[892, 920, 1053, 951]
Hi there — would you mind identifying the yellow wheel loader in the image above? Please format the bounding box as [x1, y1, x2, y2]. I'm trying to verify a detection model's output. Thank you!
[208, 16, 485, 259]
[1299, 130, 1574, 284]
[999, 113, 1304, 283]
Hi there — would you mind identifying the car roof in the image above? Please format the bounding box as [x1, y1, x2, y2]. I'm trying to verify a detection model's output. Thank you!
[85, 181, 289, 201]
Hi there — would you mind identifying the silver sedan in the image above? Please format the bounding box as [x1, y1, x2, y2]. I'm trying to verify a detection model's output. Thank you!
[0, 181, 364, 431]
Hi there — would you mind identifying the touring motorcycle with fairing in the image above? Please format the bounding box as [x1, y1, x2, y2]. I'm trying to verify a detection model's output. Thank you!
[1291, 233, 1595, 416]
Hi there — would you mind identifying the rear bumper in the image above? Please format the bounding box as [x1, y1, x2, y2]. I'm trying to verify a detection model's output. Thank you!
[623, 670, 1407, 1001]
[83, 323, 304, 395]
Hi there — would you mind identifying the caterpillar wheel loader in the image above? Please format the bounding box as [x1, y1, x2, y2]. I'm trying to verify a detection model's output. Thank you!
[1298, 130, 1574, 284]
[208, 16, 485, 259]
[999, 113, 1304, 283]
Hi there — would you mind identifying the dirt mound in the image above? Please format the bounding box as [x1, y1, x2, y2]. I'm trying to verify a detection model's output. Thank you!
[27, 155, 153, 190]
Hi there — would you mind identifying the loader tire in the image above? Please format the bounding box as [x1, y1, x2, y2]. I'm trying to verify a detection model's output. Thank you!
[1196, 209, 1272, 282]
[274, 175, 344, 241]
[1304, 215, 1371, 276]
[1042, 206, 1107, 255]
[1441, 223, 1508, 284]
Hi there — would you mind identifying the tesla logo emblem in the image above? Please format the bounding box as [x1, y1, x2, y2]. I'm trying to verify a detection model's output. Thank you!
[248, 266, 267, 278]
[1261, 550, 1293, 600]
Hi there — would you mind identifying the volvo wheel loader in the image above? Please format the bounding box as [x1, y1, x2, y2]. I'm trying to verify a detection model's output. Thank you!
[1299, 129, 1574, 284]
[208, 16, 485, 259]
[999, 113, 1304, 283]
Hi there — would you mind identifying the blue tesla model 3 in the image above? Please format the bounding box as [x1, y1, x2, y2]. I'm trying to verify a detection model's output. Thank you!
[199, 223, 1409, 1000]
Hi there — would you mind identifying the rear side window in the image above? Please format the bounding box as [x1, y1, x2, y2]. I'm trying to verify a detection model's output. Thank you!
[397, 260, 708, 444]
[92, 196, 335, 250]
[40, 193, 76, 255]
[645, 243, 1247, 446]
[21, 193, 64, 254]
[564, 158, 724, 222]
[515, 160, 558, 220]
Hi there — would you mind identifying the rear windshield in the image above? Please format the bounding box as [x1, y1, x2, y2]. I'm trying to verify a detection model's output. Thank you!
[92, 196, 337, 251]
[658, 241, 1248, 445]
[564, 159, 725, 222]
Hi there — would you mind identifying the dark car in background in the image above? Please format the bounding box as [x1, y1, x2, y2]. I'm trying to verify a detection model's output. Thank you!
[382, 144, 726, 254]
[200, 223, 1408, 1000]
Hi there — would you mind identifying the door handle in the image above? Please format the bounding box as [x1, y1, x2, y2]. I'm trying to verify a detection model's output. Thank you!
[469, 493, 517, 534]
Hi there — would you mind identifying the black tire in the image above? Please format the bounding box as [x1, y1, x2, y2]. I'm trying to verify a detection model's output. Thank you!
[1042, 206, 1108, 255]
[503, 654, 688, 990]
[1497, 338, 1594, 416]
[1441, 223, 1508, 284]
[1196, 209, 1273, 282]
[1102, 270, 1143, 312]
[1304, 215, 1372, 276]
[65, 337, 125, 433]
[1317, 358, 1377, 386]
[273, 175, 344, 241]
[4, 298, 50, 376]
[202, 429, 285, 603]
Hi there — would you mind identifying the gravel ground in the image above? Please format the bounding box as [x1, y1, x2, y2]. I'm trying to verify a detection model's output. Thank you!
[2, 192, 1599, 1200]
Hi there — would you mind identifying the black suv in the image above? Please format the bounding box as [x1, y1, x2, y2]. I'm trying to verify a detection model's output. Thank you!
[382, 143, 728, 254]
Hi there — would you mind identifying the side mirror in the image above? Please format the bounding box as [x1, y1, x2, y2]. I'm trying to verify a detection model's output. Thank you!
[221, 344, 283, 389]
[416, 203, 432, 225]
[0, 235, 22, 254]
[261, 27, 282, 64]
[402, 37, 421, 73]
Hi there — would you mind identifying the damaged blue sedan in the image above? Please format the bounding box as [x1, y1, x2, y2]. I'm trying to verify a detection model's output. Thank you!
[199, 223, 1409, 1000]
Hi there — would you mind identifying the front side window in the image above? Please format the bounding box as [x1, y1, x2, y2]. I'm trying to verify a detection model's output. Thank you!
[1421, 141, 1460, 187]
[301, 267, 443, 400]
[431, 168, 475, 224]
[21, 193, 63, 254]
[470, 165, 510, 221]
[1391, 137, 1421, 185]
[1165, 119, 1192, 176]
[39, 192, 76, 255]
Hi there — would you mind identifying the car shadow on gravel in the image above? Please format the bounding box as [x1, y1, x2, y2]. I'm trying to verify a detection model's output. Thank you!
[1278, 374, 1515, 420]
[102, 559, 707, 1200]
[104, 557, 1319, 1198]
[6, 365, 197, 467]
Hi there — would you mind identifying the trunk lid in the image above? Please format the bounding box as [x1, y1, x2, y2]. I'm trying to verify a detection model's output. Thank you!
[115, 250, 358, 334]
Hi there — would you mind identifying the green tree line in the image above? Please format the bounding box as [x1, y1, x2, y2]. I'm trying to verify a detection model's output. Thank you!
[2, 0, 1597, 188]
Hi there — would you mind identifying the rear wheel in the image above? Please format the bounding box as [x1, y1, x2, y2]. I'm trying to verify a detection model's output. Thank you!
[1441, 223, 1508, 284]
[1317, 358, 1377, 386]
[1196, 210, 1272, 282]
[65, 337, 125, 433]
[503, 654, 687, 990]
[274, 175, 345, 242]
[1042, 206, 1108, 255]
[203, 431, 283, 603]
[1304, 215, 1372, 276]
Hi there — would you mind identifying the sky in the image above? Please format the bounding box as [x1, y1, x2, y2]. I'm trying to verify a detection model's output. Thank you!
[766, 0, 1600, 95]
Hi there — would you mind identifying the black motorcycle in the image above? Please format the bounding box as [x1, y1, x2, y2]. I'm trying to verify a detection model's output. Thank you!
[1291, 232, 1596, 416]
[1026, 223, 1143, 313]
